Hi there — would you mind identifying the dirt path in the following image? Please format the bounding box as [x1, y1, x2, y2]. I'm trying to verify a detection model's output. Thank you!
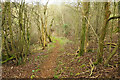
[40, 40, 60, 78]
[2, 40, 60, 78]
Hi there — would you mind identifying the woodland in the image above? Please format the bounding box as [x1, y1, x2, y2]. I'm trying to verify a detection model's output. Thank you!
[1, 0, 120, 79]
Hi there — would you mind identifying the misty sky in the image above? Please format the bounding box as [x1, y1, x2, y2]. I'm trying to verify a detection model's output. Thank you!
[0, 0, 76, 5]
[25, 0, 76, 4]
[1, 0, 119, 4]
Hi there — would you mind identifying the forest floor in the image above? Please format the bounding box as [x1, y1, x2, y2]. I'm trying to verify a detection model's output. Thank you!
[2, 36, 120, 78]
[2, 39, 61, 78]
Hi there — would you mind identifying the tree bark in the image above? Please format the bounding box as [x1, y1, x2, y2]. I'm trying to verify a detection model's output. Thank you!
[96, 2, 111, 64]
[79, 2, 90, 56]
[118, 1, 120, 76]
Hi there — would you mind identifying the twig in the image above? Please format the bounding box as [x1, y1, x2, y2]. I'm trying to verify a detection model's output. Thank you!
[2, 56, 15, 64]
[84, 16, 99, 41]
[81, 70, 90, 74]
[89, 59, 95, 76]
[104, 45, 118, 66]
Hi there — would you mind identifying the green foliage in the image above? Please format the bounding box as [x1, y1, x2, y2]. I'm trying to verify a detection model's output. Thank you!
[62, 24, 69, 37]
[31, 68, 40, 79]
[18, 57, 22, 65]
[70, 72, 73, 76]
[71, 59, 74, 62]
[32, 69, 40, 73]
[75, 72, 80, 76]
[35, 58, 37, 62]
[54, 75, 59, 78]
[55, 67, 58, 71]
[113, 27, 120, 33]
[67, 53, 74, 56]
[51, 36, 71, 53]
[62, 24, 68, 29]
[35, 69, 40, 72]
[58, 61, 63, 65]
[80, 64, 86, 68]
[47, 43, 55, 49]
[78, 59, 81, 63]
[37, 56, 40, 59]
[32, 70, 35, 73]
[41, 55, 48, 58]
[30, 75, 35, 79]
[51, 36, 72, 46]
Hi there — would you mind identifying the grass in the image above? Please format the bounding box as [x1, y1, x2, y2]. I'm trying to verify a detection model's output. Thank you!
[51, 36, 73, 52]
[41, 55, 48, 58]
[47, 43, 55, 50]
[51, 36, 72, 46]
[53, 75, 59, 78]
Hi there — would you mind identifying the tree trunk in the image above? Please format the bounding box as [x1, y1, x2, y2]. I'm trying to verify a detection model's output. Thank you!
[118, 1, 120, 76]
[96, 2, 111, 64]
[79, 2, 90, 56]
[109, 2, 116, 52]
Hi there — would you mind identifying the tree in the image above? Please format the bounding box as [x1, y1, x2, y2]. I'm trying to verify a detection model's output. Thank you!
[96, 2, 111, 64]
[79, 2, 90, 56]
[118, 1, 120, 76]
[2, 1, 30, 65]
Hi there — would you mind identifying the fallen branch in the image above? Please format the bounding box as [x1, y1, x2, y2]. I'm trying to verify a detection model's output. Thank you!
[104, 45, 118, 66]
[81, 70, 90, 74]
[89, 59, 95, 76]
[2, 56, 15, 64]
[107, 16, 120, 23]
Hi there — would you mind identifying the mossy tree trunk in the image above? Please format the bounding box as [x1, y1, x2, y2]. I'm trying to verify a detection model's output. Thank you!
[16, 1, 30, 64]
[109, 2, 116, 52]
[85, 2, 90, 53]
[96, 2, 111, 64]
[44, 1, 52, 43]
[79, 2, 90, 56]
[40, 1, 52, 49]
[2, 2, 11, 58]
[48, 18, 54, 42]
[118, 1, 120, 76]
[2, 2, 14, 59]
[95, 2, 100, 41]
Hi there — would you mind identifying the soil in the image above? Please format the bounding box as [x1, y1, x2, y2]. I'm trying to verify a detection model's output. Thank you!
[2, 35, 120, 78]
[55, 42, 119, 78]
[2, 40, 61, 78]
[40, 40, 60, 78]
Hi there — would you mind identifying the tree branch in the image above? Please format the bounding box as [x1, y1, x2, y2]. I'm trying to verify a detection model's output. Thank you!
[107, 16, 120, 22]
